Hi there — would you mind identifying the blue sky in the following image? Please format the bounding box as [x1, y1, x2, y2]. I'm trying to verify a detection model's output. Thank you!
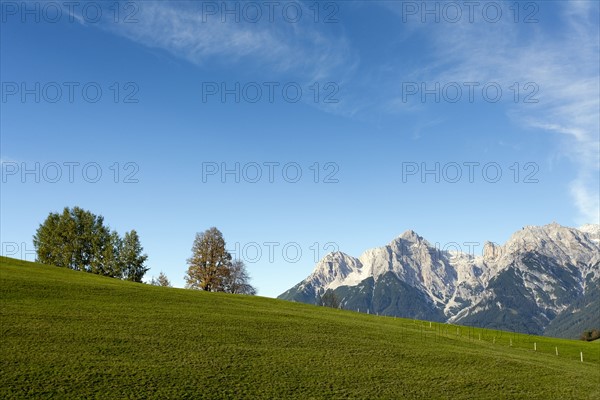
[1, 0, 599, 297]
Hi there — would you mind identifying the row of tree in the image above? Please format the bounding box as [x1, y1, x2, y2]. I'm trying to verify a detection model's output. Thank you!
[33, 208, 255, 294]
[33, 207, 148, 281]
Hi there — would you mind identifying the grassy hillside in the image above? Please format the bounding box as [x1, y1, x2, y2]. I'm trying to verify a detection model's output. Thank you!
[1, 256, 599, 399]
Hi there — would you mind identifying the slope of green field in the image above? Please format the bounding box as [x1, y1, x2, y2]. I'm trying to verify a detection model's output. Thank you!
[1, 256, 599, 399]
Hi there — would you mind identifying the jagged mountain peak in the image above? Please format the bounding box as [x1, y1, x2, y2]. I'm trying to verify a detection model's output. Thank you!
[310, 251, 360, 276]
[398, 229, 422, 241]
[503, 223, 598, 264]
[279, 223, 600, 338]
[321, 251, 355, 262]
[506, 222, 589, 247]
[388, 230, 432, 256]
[578, 224, 600, 244]
[303, 251, 365, 292]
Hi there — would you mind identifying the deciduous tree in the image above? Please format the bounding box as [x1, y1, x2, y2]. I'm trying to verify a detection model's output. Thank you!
[34, 207, 111, 273]
[121, 230, 149, 282]
[223, 259, 256, 295]
[33, 207, 148, 282]
[185, 227, 231, 291]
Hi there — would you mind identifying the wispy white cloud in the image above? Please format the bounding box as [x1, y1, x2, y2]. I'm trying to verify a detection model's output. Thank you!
[384, 1, 599, 223]
[66, 1, 599, 223]
[68, 1, 360, 119]
[93, 1, 357, 84]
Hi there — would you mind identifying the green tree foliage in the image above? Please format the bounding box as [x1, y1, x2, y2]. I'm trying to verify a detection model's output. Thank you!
[121, 230, 149, 282]
[184, 228, 256, 294]
[185, 227, 232, 291]
[33, 207, 148, 281]
[150, 272, 172, 287]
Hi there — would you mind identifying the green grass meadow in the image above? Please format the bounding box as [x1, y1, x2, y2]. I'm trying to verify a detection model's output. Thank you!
[1, 256, 599, 399]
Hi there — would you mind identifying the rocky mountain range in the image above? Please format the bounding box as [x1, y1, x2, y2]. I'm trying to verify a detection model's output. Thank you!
[278, 223, 600, 338]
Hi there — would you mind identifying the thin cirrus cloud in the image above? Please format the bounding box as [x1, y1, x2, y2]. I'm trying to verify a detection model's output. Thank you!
[94, 1, 357, 84]
[385, 1, 599, 224]
[63, 1, 598, 223]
